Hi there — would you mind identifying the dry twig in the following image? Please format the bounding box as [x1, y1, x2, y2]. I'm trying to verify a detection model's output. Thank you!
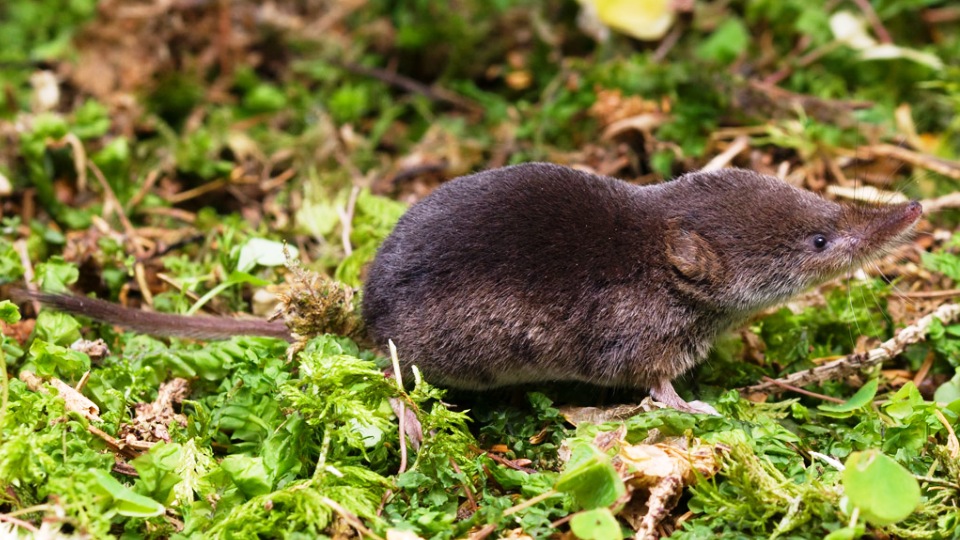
[319, 496, 385, 540]
[19, 371, 100, 421]
[921, 192, 960, 214]
[337, 61, 480, 113]
[742, 302, 960, 394]
[702, 136, 750, 172]
[861, 144, 960, 181]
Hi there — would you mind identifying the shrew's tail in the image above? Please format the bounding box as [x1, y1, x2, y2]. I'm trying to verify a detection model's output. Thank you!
[11, 289, 294, 342]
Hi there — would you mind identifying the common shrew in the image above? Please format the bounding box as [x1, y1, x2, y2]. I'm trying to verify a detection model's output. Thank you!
[14, 164, 923, 413]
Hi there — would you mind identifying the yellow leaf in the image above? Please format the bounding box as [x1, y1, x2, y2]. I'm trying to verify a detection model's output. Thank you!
[591, 0, 675, 41]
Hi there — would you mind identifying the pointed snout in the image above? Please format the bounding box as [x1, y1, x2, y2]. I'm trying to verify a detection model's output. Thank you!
[890, 200, 923, 229]
[867, 200, 922, 242]
[904, 200, 923, 222]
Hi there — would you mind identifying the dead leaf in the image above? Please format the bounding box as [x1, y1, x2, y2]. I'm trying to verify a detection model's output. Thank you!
[118, 378, 190, 444]
[20, 371, 101, 421]
[561, 429, 726, 539]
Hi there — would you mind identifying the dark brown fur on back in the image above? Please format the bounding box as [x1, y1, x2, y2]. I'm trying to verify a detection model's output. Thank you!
[362, 163, 921, 392]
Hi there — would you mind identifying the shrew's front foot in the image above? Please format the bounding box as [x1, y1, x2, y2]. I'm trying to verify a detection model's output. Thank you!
[649, 379, 720, 416]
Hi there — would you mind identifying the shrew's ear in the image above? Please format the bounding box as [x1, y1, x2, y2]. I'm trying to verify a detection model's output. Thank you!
[665, 219, 722, 282]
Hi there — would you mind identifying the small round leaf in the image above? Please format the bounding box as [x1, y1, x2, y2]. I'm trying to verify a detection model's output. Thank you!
[570, 507, 622, 540]
[842, 450, 920, 526]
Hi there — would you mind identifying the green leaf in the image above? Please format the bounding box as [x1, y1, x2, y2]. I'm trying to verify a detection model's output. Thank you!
[334, 243, 377, 287]
[934, 372, 960, 404]
[0, 239, 25, 283]
[819, 379, 879, 413]
[133, 439, 217, 506]
[220, 454, 272, 499]
[92, 137, 132, 201]
[71, 99, 111, 139]
[842, 450, 920, 526]
[921, 250, 960, 281]
[243, 84, 287, 114]
[352, 189, 407, 243]
[132, 442, 184, 505]
[33, 310, 81, 346]
[695, 18, 749, 64]
[92, 469, 165, 517]
[35, 257, 79, 292]
[0, 300, 21, 324]
[328, 84, 373, 124]
[555, 442, 625, 510]
[570, 507, 622, 540]
[824, 525, 864, 540]
[26, 339, 89, 379]
[884, 381, 924, 419]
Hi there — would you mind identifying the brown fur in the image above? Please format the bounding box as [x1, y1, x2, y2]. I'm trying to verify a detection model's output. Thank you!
[362, 163, 921, 409]
[12, 290, 292, 341]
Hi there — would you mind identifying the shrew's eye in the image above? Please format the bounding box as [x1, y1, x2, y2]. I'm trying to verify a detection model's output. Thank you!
[812, 234, 828, 250]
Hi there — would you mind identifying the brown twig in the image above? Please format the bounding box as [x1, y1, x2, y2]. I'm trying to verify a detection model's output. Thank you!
[899, 289, 960, 300]
[319, 496, 385, 540]
[87, 162, 135, 238]
[63, 134, 88, 190]
[262, 167, 297, 191]
[87, 423, 151, 460]
[742, 303, 960, 394]
[113, 461, 140, 476]
[821, 151, 851, 186]
[336, 61, 481, 113]
[745, 80, 874, 119]
[477, 449, 538, 474]
[762, 34, 812, 86]
[449, 457, 478, 512]
[758, 377, 845, 404]
[702, 136, 750, 172]
[376, 489, 394, 518]
[127, 169, 161, 210]
[861, 144, 960, 180]
[549, 513, 574, 529]
[0, 513, 39, 533]
[137, 206, 198, 224]
[167, 179, 228, 204]
[912, 351, 936, 387]
[921, 192, 960, 214]
[467, 490, 560, 540]
[74, 371, 91, 392]
[468, 523, 499, 540]
[850, 0, 892, 43]
[923, 7, 960, 24]
[651, 22, 685, 63]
